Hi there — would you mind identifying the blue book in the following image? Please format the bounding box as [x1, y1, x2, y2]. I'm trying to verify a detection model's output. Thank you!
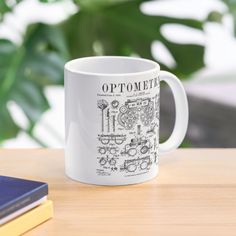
[0, 176, 48, 220]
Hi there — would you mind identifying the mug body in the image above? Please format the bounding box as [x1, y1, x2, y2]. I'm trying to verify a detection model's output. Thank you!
[65, 56, 160, 185]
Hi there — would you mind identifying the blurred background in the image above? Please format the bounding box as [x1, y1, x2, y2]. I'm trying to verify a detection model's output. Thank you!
[0, 0, 235, 148]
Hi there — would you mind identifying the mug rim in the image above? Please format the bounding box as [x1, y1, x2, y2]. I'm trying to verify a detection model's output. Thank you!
[64, 56, 160, 77]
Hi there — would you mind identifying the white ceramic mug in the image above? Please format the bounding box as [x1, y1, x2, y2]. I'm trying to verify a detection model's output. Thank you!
[64, 56, 188, 185]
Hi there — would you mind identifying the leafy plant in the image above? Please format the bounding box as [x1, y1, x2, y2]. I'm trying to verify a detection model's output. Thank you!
[0, 24, 68, 145]
[63, 0, 204, 77]
[0, 0, 206, 146]
[220, 1, 236, 33]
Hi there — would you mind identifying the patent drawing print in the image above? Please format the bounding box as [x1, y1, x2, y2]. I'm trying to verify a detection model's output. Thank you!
[120, 156, 152, 173]
[154, 152, 158, 164]
[154, 94, 160, 119]
[107, 109, 110, 133]
[99, 156, 117, 167]
[121, 125, 152, 157]
[112, 115, 116, 132]
[98, 146, 119, 155]
[147, 122, 158, 134]
[96, 86, 160, 177]
[98, 134, 126, 145]
[111, 100, 119, 109]
[97, 99, 109, 132]
[117, 98, 155, 130]
[153, 137, 158, 151]
[98, 155, 119, 172]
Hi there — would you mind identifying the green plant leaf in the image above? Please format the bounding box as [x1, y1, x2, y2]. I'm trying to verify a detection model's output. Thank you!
[0, 24, 68, 142]
[75, 0, 133, 10]
[62, 0, 204, 78]
[39, 0, 63, 2]
[0, 1, 11, 16]
[0, 0, 22, 20]
[0, 105, 19, 142]
[0, 0, 206, 145]
[221, 0, 236, 35]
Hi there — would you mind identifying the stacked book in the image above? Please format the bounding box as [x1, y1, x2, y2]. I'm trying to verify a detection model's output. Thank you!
[0, 175, 53, 235]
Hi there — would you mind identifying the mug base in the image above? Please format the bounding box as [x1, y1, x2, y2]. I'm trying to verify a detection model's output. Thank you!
[65, 170, 159, 186]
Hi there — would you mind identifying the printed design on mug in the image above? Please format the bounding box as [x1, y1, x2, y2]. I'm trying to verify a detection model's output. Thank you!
[120, 125, 152, 157]
[117, 98, 155, 130]
[96, 78, 160, 177]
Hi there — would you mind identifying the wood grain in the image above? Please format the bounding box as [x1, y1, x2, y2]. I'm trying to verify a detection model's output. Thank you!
[0, 149, 236, 236]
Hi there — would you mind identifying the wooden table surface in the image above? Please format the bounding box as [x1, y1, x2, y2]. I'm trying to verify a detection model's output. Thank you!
[0, 149, 236, 236]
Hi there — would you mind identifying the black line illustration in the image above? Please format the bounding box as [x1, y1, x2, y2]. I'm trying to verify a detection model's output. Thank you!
[122, 137, 151, 156]
[140, 100, 154, 126]
[118, 106, 138, 130]
[140, 145, 150, 154]
[154, 94, 160, 119]
[117, 98, 154, 130]
[97, 99, 108, 132]
[137, 124, 141, 135]
[156, 111, 159, 120]
[99, 157, 107, 166]
[98, 147, 106, 155]
[121, 125, 152, 156]
[112, 115, 116, 132]
[153, 137, 157, 150]
[154, 94, 159, 111]
[122, 146, 137, 157]
[98, 156, 118, 171]
[121, 156, 151, 173]
[111, 100, 119, 109]
[147, 122, 158, 134]
[109, 158, 116, 166]
[107, 108, 110, 133]
[97, 93, 159, 177]
[154, 152, 158, 164]
[140, 158, 151, 170]
[98, 134, 126, 145]
[98, 146, 119, 155]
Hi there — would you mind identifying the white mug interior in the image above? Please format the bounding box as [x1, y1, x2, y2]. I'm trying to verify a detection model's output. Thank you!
[65, 56, 160, 76]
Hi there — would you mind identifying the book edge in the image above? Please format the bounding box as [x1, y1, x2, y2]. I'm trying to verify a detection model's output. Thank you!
[0, 182, 48, 219]
[0, 200, 53, 236]
[0, 196, 47, 225]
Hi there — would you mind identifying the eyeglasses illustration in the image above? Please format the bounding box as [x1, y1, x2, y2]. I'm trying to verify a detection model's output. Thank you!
[98, 134, 126, 145]
[98, 147, 118, 155]
[123, 156, 151, 172]
[99, 157, 117, 166]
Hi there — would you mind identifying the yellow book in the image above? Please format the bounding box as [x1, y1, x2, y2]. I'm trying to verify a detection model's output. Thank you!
[0, 200, 53, 236]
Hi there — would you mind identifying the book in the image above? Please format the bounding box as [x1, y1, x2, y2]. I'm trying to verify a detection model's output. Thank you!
[0, 175, 48, 220]
[0, 196, 47, 225]
[0, 200, 53, 236]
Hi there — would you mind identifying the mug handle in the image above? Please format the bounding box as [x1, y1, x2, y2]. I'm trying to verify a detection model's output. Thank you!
[159, 71, 189, 154]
